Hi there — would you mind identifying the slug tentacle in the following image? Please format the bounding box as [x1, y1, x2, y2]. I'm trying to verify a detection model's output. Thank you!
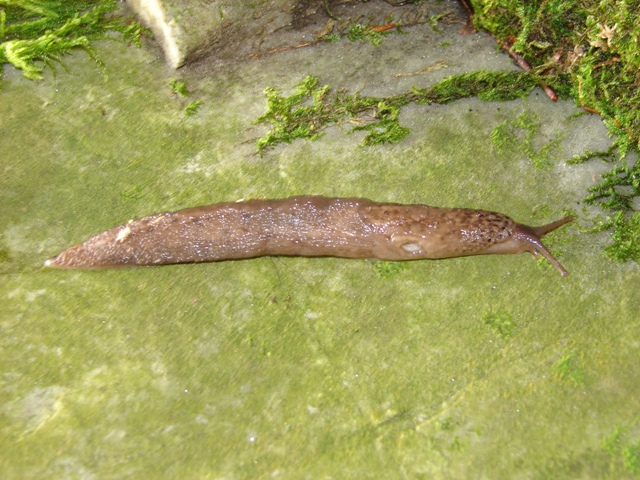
[531, 216, 574, 238]
[517, 216, 573, 277]
[44, 196, 573, 275]
[524, 237, 569, 277]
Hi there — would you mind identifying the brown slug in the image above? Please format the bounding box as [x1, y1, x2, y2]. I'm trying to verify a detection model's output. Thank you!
[45, 196, 573, 275]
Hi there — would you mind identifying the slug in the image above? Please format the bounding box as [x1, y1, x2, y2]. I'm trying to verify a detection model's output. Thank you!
[45, 196, 573, 275]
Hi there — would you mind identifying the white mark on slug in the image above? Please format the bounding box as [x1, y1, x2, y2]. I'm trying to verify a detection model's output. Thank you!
[115, 224, 132, 243]
[401, 243, 422, 254]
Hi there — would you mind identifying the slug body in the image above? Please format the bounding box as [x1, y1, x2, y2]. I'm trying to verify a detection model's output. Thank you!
[45, 196, 573, 275]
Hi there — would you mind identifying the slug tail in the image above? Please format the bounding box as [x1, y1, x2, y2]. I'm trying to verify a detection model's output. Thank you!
[44, 246, 96, 270]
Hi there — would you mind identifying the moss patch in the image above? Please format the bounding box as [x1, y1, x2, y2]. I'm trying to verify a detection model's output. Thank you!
[256, 71, 538, 152]
[0, 0, 145, 83]
[470, 0, 640, 266]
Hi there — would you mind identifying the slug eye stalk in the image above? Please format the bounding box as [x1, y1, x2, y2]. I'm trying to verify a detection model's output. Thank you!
[522, 216, 574, 276]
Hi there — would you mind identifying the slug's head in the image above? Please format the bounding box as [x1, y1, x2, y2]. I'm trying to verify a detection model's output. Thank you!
[485, 216, 573, 276]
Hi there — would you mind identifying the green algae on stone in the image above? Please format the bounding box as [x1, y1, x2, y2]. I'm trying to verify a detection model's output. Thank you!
[602, 426, 640, 476]
[491, 110, 565, 169]
[552, 353, 586, 385]
[371, 260, 407, 279]
[483, 311, 517, 339]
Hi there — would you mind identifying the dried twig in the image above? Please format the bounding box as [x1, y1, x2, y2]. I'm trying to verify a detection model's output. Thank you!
[458, 0, 476, 35]
[249, 41, 315, 58]
[502, 41, 558, 101]
[392, 60, 449, 77]
[370, 23, 397, 33]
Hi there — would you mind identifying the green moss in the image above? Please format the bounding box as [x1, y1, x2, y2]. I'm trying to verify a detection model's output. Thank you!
[0, 0, 145, 83]
[416, 70, 539, 103]
[584, 161, 640, 212]
[185, 100, 203, 116]
[324, 32, 341, 43]
[256, 71, 538, 153]
[168, 78, 203, 116]
[169, 78, 190, 97]
[567, 145, 617, 164]
[346, 23, 389, 47]
[471, 0, 640, 265]
[350, 102, 411, 146]
[588, 211, 640, 263]
[579, 155, 640, 263]
[603, 427, 624, 454]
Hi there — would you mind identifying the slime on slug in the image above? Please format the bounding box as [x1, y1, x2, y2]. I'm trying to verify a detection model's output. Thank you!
[45, 196, 573, 276]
